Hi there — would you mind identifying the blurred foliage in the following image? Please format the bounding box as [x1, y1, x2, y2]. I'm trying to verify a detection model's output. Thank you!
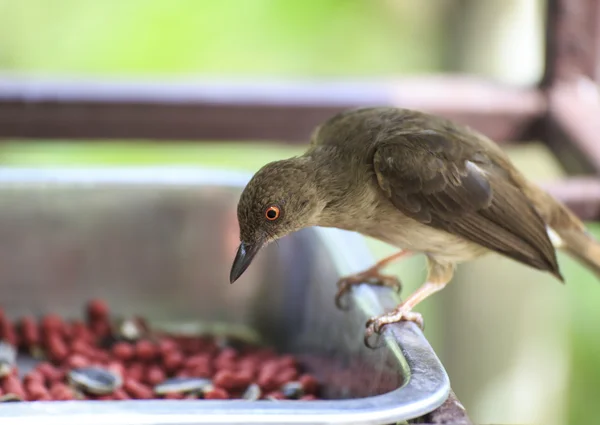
[0, 141, 303, 170]
[565, 230, 600, 425]
[0, 0, 448, 76]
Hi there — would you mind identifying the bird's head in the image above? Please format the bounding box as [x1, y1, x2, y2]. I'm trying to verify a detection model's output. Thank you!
[229, 158, 323, 283]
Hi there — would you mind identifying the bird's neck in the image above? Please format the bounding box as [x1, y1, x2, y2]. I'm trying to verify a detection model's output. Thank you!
[303, 152, 379, 232]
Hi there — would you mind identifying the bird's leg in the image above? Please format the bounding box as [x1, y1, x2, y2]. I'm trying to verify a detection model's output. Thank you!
[335, 250, 412, 310]
[363, 260, 453, 347]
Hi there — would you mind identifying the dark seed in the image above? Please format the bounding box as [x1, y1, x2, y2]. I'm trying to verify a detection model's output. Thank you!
[67, 366, 123, 395]
[113, 318, 148, 342]
[0, 393, 22, 402]
[0, 341, 16, 378]
[154, 377, 213, 396]
[242, 383, 261, 401]
[197, 383, 215, 399]
[281, 381, 304, 399]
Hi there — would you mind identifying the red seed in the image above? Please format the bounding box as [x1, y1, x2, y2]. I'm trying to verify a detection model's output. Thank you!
[46, 334, 69, 363]
[188, 363, 212, 379]
[236, 370, 253, 385]
[112, 388, 130, 400]
[36, 362, 63, 384]
[40, 314, 63, 335]
[26, 382, 49, 401]
[95, 394, 113, 401]
[265, 391, 285, 400]
[300, 394, 317, 401]
[127, 363, 145, 382]
[70, 339, 95, 357]
[213, 370, 252, 390]
[69, 321, 95, 343]
[179, 337, 203, 354]
[257, 375, 278, 392]
[253, 348, 277, 362]
[214, 348, 237, 370]
[185, 353, 212, 370]
[112, 342, 134, 361]
[90, 320, 111, 338]
[277, 354, 298, 369]
[92, 349, 111, 364]
[65, 354, 90, 369]
[50, 382, 71, 394]
[123, 378, 153, 399]
[237, 367, 257, 382]
[61, 324, 73, 342]
[157, 338, 178, 355]
[258, 361, 280, 377]
[2, 375, 26, 400]
[212, 370, 235, 389]
[162, 351, 184, 373]
[145, 365, 166, 386]
[28, 388, 51, 401]
[106, 361, 125, 378]
[175, 370, 189, 378]
[134, 340, 156, 362]
[20, 316, 40, 347]
[275, 367, 298, 386]
[50, 382, 75, 400]
[0, 321, 17, 346]
[237, 357, 259, 375]
[299, 374, 319, 394]
[256, 363, 281, 392]
[23, 371, 45, 386]
[30, 391, 52, 401]
[203, 387, 229, 400]
[86, 299, 109, 322]
[24, 379, 46, 392]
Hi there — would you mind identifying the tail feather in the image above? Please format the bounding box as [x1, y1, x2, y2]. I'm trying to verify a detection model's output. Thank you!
[550, 227, 600, 280]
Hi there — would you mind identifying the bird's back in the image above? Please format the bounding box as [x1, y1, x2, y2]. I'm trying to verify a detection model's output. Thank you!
[307, 107, 588, 273]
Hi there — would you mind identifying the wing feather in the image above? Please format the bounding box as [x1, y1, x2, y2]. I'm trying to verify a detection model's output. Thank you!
[372, 132, 562, 280]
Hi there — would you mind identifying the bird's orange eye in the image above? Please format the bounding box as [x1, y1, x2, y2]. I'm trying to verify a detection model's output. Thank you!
[265, 206, 280, 221]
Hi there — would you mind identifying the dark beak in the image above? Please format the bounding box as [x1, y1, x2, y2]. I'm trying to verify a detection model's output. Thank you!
[229, 241, 262, 284]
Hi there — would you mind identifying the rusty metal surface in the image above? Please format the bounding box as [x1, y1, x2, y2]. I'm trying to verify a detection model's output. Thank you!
[409, 390, 472, 425]
[542, 0, 600, 86]
[0, 76, 544, 143]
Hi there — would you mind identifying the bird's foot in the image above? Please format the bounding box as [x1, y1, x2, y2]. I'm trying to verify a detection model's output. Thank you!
[363, 308, 424, 348]
[335, 270, 402, 310]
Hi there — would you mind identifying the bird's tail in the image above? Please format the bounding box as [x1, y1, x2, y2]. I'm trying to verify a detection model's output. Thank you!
[550, 227, 600, 281]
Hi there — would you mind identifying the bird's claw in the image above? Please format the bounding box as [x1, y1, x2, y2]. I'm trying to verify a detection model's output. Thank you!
[363, 309, 425, 349]
[335, 273, 402, 311]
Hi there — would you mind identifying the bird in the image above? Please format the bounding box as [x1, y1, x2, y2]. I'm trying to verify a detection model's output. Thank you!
[229, 107, 600, 346]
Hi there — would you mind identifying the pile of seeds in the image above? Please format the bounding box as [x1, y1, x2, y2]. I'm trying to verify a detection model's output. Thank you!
[0, 299, 320, 401]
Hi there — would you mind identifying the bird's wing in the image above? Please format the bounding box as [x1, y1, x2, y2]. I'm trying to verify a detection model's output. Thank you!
[372, 130, 562, 279]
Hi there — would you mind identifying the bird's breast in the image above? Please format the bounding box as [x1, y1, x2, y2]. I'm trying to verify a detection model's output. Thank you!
[354, 205, 490, 264]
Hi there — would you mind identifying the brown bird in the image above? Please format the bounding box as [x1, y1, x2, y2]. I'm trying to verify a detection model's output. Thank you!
[229, 107, 600, 346]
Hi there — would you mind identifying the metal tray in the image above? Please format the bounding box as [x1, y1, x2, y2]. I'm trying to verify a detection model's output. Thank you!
[0, 167, 449, 425]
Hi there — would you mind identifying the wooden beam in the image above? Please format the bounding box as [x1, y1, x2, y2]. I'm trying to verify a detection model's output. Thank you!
[0, 76, 545, 143]
[542, 0, 600, 86]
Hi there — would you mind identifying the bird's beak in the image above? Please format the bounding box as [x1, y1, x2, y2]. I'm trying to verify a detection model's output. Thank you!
[229, 240, 263, 284]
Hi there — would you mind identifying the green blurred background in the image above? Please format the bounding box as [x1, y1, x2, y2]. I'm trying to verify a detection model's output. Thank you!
[1, 1, 599, 423]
